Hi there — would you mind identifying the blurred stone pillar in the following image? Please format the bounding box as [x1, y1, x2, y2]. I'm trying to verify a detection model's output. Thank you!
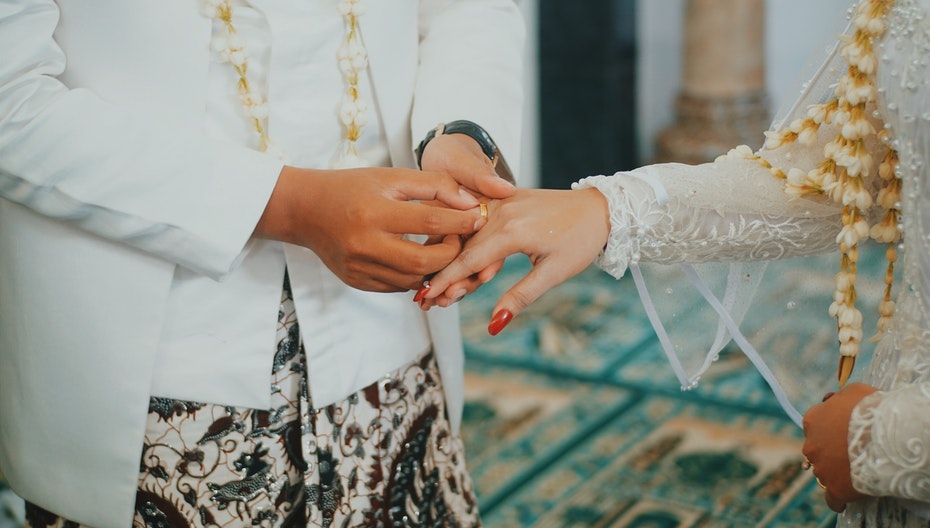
[655, 0, 769, 164]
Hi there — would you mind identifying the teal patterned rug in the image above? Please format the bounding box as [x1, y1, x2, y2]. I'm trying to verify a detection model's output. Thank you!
[455, 248, 889, 528]
[1, 247, 891, 528]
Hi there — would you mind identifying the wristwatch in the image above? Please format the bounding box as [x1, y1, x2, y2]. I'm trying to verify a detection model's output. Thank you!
[415, 120, 515, 184]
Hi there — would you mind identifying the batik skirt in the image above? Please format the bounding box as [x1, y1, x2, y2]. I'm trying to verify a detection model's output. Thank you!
[25, 277, 480, 527]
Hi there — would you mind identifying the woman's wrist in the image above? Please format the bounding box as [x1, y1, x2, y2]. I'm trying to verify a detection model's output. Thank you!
[573, 186, 611, 248]
[572, 175, 640, 279]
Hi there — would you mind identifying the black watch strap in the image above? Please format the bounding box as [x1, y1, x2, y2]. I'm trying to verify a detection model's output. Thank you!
[415, 120, 515, 184]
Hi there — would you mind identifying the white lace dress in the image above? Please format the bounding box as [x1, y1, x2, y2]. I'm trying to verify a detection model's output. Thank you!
[576, 0, 930, 525]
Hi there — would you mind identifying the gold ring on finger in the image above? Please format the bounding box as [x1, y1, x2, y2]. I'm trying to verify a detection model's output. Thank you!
[479, 202, 488, 222]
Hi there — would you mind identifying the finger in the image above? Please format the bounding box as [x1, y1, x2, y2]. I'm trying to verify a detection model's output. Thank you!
[368, 236, 463, 281]
[362, 280, 408, 294]
[437, 259, 503, 298]
[433, 277, 482, 308]
[343, 269, 414, 293]
[425, 236, 516, 299]
[444, 161, 516, 200]
[422, 234, 445, 248]
[487, 259, 573, 336]
[414, 235, 464, 306]
[346, 255, 429, 292]
[428, 259, 505, 309]
[476, 259, 504, 283]
[418, 199, 444, 209]
[389, 169, 481, 210]
[381, 201, 485, 237]
[433, 233, 464, 257]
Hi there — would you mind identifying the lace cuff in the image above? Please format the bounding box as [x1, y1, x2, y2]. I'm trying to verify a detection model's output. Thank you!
[849, 383, 930, 501]
[572, 172, 661, 280]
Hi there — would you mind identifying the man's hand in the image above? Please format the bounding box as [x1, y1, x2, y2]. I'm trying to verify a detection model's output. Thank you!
[802, 383, 878, 512]
[254, 166, 486, 292]
[420, 132, 516, 200]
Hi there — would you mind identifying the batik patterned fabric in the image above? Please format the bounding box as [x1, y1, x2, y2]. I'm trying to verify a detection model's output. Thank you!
[25, 276, 479, 528]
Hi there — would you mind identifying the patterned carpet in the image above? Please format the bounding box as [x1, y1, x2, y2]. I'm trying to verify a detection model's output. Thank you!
[1, 247, 892, 527]
[456, 256, 847, 528]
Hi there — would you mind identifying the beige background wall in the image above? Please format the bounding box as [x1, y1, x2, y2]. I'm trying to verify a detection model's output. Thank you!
[636, 0, 852, 163]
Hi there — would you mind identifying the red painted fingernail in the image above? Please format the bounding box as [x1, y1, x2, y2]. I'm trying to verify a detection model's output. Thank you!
[822, 392, 835, 402]
[413, 282, 431, 303]
[488, 309, 514, 336]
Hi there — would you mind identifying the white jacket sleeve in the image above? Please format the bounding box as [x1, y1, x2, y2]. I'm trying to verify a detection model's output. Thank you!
[0, 1, 284, 279]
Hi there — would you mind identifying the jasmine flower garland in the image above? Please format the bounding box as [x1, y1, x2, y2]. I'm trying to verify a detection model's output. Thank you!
[201, 0, 369, 167]
[721, 0, 900, 386]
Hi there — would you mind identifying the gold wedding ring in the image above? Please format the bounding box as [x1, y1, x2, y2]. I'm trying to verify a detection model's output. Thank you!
[803, 456, 826, 490]
[479, 202, 488, 222]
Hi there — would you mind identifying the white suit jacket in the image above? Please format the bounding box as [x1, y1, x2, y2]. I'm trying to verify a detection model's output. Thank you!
[0, 1, 524, 526]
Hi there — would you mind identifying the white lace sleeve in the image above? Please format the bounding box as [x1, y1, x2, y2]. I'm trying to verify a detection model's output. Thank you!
[849, 383, 930, 501]
[574, 153, 844, 279]
[573, 131, 881, 426]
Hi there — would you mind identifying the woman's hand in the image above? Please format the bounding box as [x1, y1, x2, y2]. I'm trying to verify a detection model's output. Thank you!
[418, 187, 611, 335]
[416, 131, 517, 301]
[802, 382, 878, 512]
